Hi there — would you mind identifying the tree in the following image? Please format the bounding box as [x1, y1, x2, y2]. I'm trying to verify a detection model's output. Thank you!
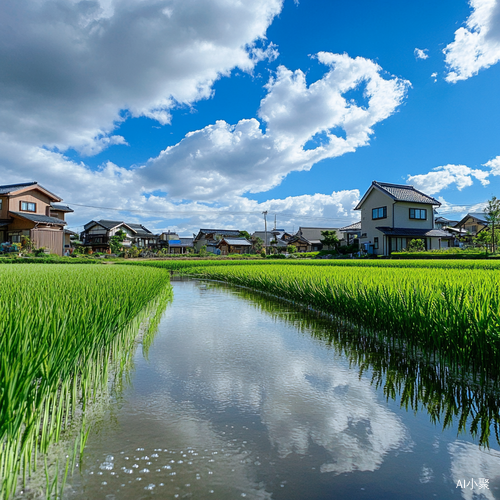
[253, 237, 264, 253]
[239, 230, 251, 240]
[110, 229, 126, 254]
[473, 229, 491, 248]
[286, 244, 297, 254]
[484, 196, 500, 253]
[407, 239, 425, 252]
[320, 230, 340, 251]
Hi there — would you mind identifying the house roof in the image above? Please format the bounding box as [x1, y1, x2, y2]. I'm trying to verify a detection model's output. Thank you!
[0, 182, 62, 201]
[375, 227, 450, 238]
[85, 220, 153, 236]
[455, 212, 488, 227]
[196, 228, 241, 239]
[10, 211, 66, 226]
[218, 237, 252, 246]
[355, 181, 441, 210]
[339, 221, 361, 231]
[50, 203, 74, 213]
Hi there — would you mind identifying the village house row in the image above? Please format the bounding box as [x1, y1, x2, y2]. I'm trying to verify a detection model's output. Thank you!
[0, 181, 489, 256]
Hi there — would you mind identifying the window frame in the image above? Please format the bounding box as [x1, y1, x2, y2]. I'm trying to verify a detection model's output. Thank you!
[372, 206, 387, 220]
[20, 201, 36, 213]
[373, 237, 379, 250]
[409, 208, 427, 220]
[0, 198, 3, 211]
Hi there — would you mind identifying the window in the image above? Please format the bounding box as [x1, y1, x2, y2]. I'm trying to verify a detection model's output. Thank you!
[0, 199, 2, 210]
[374, 237, 379, 250]
[409, 208, 427, 220]
[20, 201, 36, 212]
[372, 206, 387, 220]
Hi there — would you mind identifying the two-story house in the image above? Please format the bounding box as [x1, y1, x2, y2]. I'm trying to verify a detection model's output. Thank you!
[81, 220, 157, 253]
[0, 182, 72, 255]
[355, 181, 450, 255]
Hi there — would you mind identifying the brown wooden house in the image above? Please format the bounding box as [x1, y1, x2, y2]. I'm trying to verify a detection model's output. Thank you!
[0, 182, 72, 256]
[216, 237, 252, 255]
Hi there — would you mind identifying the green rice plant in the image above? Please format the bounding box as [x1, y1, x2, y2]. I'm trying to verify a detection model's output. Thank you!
[136, 260, 500, 381]
[0, 264, 172, 499]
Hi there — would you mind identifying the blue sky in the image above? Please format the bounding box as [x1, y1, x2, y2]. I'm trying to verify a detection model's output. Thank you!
[1, 0, 499, 234]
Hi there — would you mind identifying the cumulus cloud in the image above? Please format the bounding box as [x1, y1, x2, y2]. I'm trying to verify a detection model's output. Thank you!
[0, 0, 283, 153]
[449, 441, 500, 500]
[431, 72, 438, 82]
[483, 155, 500, 175]
[444, 0, 500, 82]
[414, 48, 429, 60]
[407, 164, 491, 195]
[140, 53, 410, 200]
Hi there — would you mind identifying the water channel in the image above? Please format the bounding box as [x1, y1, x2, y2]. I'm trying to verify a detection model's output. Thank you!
[65, 278, 500, 499]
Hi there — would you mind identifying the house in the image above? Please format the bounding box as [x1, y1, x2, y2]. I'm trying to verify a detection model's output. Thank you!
[0, 181, 72, 256]
[159, 232, 194, 254]
[339, 221, 361, 246]
[216, 237, 253, 255]
[434, 216, 459, 230]
[354, 181, 450, 255]
[193, 228, 243, 253]
[454, 212, 488, 237]
[287, 227, 340, 252]
[252, 229, 292, 251]
[81, 220, 157, 253]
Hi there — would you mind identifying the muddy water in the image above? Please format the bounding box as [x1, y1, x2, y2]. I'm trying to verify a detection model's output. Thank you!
[65, 278, 500, 499]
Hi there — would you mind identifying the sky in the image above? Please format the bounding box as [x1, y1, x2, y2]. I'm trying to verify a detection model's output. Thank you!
[1, 0, 499, 236]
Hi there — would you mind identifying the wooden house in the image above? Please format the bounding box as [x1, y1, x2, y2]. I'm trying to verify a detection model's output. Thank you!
[81, 220, 156, 253]
[0, 182, 73, 256]
[193, 228, 242, 253]
[287, 227, 340, 252]
[216, 237, 252, 255]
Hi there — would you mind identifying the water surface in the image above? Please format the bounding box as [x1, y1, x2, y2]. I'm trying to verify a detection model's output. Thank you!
[66, 279, 500, 499]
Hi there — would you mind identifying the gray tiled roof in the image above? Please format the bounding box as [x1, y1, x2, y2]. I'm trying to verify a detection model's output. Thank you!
[50, 203, 74, 212]
[376, 227, 450, 237]
[198, 228, 241, 237]
[0, 182, 37, 194]
[220, 238, 252, 246]
[96, 220, 124, 229]
[339, 221, 361, 231]
[10, 212, 66, 225]
[374, 182, 440, 205]
[467, 212, 488, 222]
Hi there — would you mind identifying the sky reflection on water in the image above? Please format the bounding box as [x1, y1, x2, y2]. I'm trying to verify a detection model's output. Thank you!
[67, 280, 500, 500]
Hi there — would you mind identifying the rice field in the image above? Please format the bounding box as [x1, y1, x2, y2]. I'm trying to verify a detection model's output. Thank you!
[0, 264, 172, 499]
[136, 260, 500, 381]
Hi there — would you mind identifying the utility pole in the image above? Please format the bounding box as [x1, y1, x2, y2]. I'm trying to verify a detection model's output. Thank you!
[262, 211, 268, 254]
[274, 214, 276, 231]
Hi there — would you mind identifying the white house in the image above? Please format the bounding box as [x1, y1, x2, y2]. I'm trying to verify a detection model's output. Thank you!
[354, 181, 450, 256]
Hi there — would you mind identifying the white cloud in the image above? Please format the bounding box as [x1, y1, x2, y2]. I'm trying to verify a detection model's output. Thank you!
[140, 53, 410, 200]
[414, 48, 429, 60]
[0, 0, 283, 153]
[483, 155, 500, 175]
[431, 72, 438, 82]
[407, 164, 491, 195]
[444, 0, 500, 82]
[449, 441, 500, 500]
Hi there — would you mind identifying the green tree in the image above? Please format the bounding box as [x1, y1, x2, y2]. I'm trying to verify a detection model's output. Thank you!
[239, 230, 251, 240]
[484, 196, 500, 253]
[473, 229, 491, 248]
[253, 237, 263, 253]
[286, 244, 297, 254]
[407, 239, 425, 252]
[110, 229, 126, 254]
[320, 230, 340, 251]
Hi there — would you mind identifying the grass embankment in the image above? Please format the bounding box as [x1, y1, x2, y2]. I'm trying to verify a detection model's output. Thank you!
[0, 264, 172, 499]
[134, 259, 500, 381]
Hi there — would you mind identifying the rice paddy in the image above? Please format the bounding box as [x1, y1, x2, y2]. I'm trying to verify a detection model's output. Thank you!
[136, 259, 500, 381]
[0, 264, 172, 499]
